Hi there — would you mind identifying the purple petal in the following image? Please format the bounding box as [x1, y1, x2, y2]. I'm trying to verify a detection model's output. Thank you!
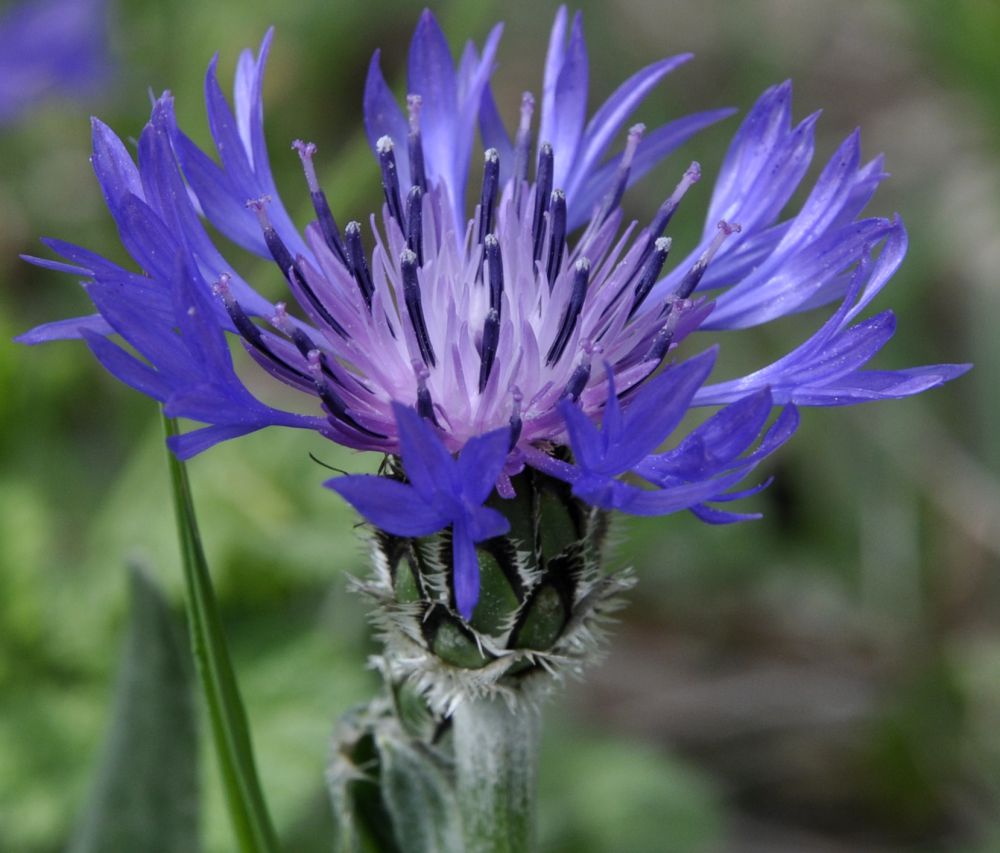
[327, 474, 450, 537]
[364, 49, 411, 189]
[452, 515, 480, 620]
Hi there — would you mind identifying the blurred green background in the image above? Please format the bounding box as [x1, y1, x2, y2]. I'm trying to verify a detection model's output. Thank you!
[1, 0, 997, 850]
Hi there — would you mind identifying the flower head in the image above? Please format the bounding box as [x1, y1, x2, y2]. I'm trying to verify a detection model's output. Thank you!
[19, 7, 969, 618]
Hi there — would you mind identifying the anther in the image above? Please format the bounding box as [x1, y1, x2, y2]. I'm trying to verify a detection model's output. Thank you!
[644, 298, 689, 362]
[628, 237, 672, 320]
[545, 189, 567, 290]
[292, 140, 350, 269]
[484, 235, 504, 319]
[532, 143, 554, 262]
[675, 220, 741, 299]
[512, 92, 535, 210]
[546, 257, 590, 366]
[478, 148, 500, 245]
[376, 136, 406, 227]
[508, 387, 524, 450]
[595, 123, 644, 225]
[406, 95, 427, 192]
[247, 196, 300, 284]
[306, 349, 386, 439]
[401, 249, 436, 368]
[478, 308, 500, 393]
[638, 161, 700, 268]
[345, 221, 375, 310]
[214, 275, 309, 381]
[413, 360, 438, 423]
[406, 186, 424, 266]
[562, 358, 592, 402]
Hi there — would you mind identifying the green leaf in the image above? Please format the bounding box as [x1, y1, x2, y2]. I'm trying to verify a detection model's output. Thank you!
[377, 733, 463, 853]
[163, 415, 280, 853]
[67, 566, 199, 853]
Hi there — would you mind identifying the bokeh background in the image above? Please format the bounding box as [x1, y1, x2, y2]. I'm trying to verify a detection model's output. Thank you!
[1, 0, 998, 850]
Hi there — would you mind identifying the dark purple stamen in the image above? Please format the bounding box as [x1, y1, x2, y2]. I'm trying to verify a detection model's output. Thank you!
[478, 148, 500, 245]
[675, 220, 740, 299]
[292, 141, 349, 269]
[407, 95, 427, 193]
[345, 221, 375, 310]
[637, 162, 700, 270]
[478, 308, 500, 393]
[512, 92, 535, 211]
[644, 299, 687, 362]
[532, 143, 554, 262]
[406, 186, 424, 266]
[214, 277, 309, 382]
[546, 258, 590, 366]
[306, 349, 387, 439]
[401, 248, 436, 368]
[413, 361, 438, 423]
[248, 197, 348, 338]
[628, 237, 672, 320]
[484, 234, 504, 320]
[376, 136, 406, 228]
[508, 387, 523, 450]
[562, 360, 591, 402]
[545, 189, 567, 290]
[594, 124, 643, 226]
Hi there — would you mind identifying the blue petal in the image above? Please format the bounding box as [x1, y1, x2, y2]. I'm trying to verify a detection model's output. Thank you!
[393, 402, 457, 498]
[364, 49, 411, 188]
[327, 474, 450, 537]
[451, 515, 480, 620]
[457, 426, 511, 504]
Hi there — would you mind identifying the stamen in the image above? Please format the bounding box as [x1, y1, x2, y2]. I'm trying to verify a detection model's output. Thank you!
[546, 257, 590, 366]
[478, 148, 500, 246]
[512, 92, 535, 211]
[545, 189, 567, 290]
[214, 275, 308, 381]
[532, 143, 554, 262]
[508, 387, 524, 450]
[644, 298, 689, 362]
[247, 196, 298, 283]
[401, 248, 436, 367]
[562, 358, 592, 402]
[595, 123, 644, 225]
[636, 161, 700, 271]
[406, 186, 424, 266]
[675, 220, 741, 299]
[406, 94, 427, 192]
[376, 136, 406, 227]
[292, 140, 349, 268]
[344, 221, 375, 310]
[413, 360, 438, 423]
[271, 301, 319, 359]
[628, 236, 672, 320]
[307, 349, 386, 439]
[484, 234, 504, 319]
[478, 308, 500, 393]
[248, 197, 348, 339]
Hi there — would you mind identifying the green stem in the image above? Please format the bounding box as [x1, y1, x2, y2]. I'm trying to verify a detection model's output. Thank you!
[163, 415, 280, 852]
[452, 694, 540, 853]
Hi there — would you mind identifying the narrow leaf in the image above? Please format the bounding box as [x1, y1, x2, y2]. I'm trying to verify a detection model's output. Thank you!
[67, 566, 199, 853]
[163, 414, 280, 853]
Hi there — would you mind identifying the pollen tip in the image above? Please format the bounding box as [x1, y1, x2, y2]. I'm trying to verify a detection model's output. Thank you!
[484, 147, 499, 163]
[400, 247, 418, 266]
[520, 91, 535, 110]
[306, 348, 323, 374]
[484, 233, 499, 248]
[211, 272, 232, 298]
[345, 220, 362, 236]
[551, 188, 565, 202]
[686, 161, 701, 182]
[244, 195, 271, 212]
[718, 220, 742, 235]
[292, 139, 317, 158]
[376, 135, 395, 153]
[575, 256, 591, 273]
[628, 122, 646, 139]
[654, 236, 672, 252]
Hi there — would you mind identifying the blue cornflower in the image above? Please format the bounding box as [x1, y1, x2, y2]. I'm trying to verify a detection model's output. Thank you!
[0, 0, 110, 125]
[18, 7, 969, 617]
